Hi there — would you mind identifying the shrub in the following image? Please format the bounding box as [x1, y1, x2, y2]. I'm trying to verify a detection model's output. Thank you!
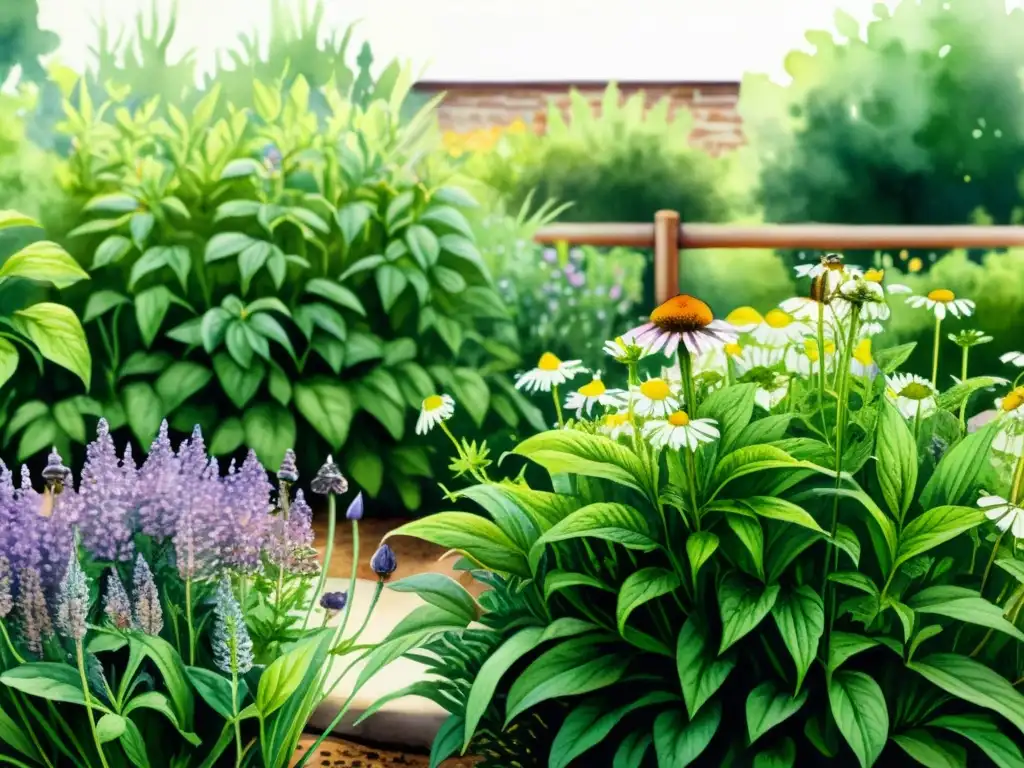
[376, 260, 1024, 765]
[8, 71, 537, 514]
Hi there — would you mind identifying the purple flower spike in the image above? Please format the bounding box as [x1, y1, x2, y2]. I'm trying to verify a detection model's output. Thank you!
[212, 577, 253, 675]
[42, 447, 70, 492]
[17, 567, 52, 655]
[132, 557, 163, 636]
[310, 456, 348, 496]
[277, 449, 299, 484]
[319, 591, 347, 613]
[0, 556, 12, 620]
[137, 420, 183, 540]
[71, 419, 137, 563]
[55, 551, 89, 641]
[267, 489, 318, 576]
[370, 544, 397, 581]
[345, 492, 364, 521]
[104, 571, 132, 630]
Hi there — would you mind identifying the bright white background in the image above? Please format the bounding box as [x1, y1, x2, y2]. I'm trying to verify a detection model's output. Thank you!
[35, 0, 1024, 84]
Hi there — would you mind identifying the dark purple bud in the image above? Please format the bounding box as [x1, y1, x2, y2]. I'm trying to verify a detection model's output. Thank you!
[310, 455, 348, 496]
[42, 447, 70, 492]
[345, 492, 364, 521]
[370, 544, 397, 580]
[319, 591, 347, 612]
[277, 449, 299, 484]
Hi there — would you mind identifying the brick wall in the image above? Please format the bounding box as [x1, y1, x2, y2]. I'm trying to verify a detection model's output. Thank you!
[412, 80, 744, 156]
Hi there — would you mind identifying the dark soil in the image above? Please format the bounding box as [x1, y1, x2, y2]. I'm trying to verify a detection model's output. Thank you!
[292, 735, 478, 767]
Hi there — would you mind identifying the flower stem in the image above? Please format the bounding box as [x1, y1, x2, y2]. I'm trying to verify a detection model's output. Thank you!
[979, 531, 1006, 597]
[0, 620, 25, 664]
[9, 691, 53, 768]
[185, 576, 195, 666]
[931, 314, 942, 389]
[231, 669, 242, 767]
[677, 346, 698, 413]
[552, 385, 565, 427]
[816, 302, 830, 443]
[958, 346, 970, 430]
[1012, 452, 1024, 506]
[76, 641, 110, 768]
[304, 493, 337, 628]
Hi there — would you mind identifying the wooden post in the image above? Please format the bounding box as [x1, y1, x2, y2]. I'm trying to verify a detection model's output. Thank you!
[654, 210, 680, 306]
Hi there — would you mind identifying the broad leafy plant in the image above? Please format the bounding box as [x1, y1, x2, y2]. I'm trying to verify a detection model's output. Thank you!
[11, 71, 537, 511]
[374, 257, 1024, 766]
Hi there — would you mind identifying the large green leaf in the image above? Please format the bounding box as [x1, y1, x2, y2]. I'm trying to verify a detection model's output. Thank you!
[686, 531, 719, 584]
[406, 224, 441, 267]
[133, 286, 172, 348]
[920, 421, 999, 508]
[256, 637, 320, 717]
[387, 574, 479, 624]
[616, 567, 680, 634]
[930, 713, 1024, 768]
[13, 303, 91, 387]
[0, 338, 19, 388]
[0, 705, 39, 761]
[746, 680, 808, 745]
[531, 502, 659, 571]
[718, 574, 780, 653]
[293, 378, 354, 449]
[876, 399, 918, 522]
[828, 670, 889, 768]
[676, 618, 735, 718]
[890, 729, 966, 768]
[204, 232, 257, 262]
[83, 289, 130, 324]
[385, 512, 529, 576]
[453, 484, 543, 550]
[0, 240, 89, 289]
[212, 353, 265, 409]
[243, 402, 296, 470]
[336, 201, 376, 245]
[827, 632, 882, 673]
[514, 430, 650, 494]
[731, 496, 826, 534]
[121, 382, 164, 446]
[0, 663, 87, 705]
[653, 703, 722, 768]
[697, 382, 756, 452]
[907, 586, 1024, 642]
[895, 506, 985, 568]
[376, 264, 409, 311]
[909, 654, 1024, 735]
[0, 209, 39, 229]
[155, 361, 212, 413]
[771, 585, 824, 692]
[549, 692, 675, 768]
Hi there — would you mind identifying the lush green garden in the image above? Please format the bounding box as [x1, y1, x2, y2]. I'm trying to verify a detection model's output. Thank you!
[1, 0, 1024, 765]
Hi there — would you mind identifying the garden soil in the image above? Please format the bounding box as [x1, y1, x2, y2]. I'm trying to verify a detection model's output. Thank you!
[293, 735, 477, 766]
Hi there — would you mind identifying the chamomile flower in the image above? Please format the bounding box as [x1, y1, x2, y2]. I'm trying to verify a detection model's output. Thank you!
[603, 334, 648, 363]
[977, 495, 1024, 539]
[996, 387, 1024, 420]
[515, 352, 586, 393]
[850, 338, 879, 378]
[642, 410, 720, 452]
[864, 268, 911, 294]
[751, 308, 811, 347]
[1000, 351, 1024, 368]
[779, 295, 850, 323]
[625, 294, 738, 359]
[734, 345, 783, 376]
[631, 377, 680, 418]
[564, 373, 626, 417]
[885, 373, 937, 419]
[906, 289, 975, 320]
[993, 429, 1024, 458]
[725, 306, 763, 333]
[794, 253, 861, 293]
[785, 338, 836, 377]
[416, 394, 455, 435]
[601, 412, 634, 440]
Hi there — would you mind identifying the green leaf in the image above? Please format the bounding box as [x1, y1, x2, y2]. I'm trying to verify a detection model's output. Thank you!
[92, 234, 133, 268]
[725, 513, 764, 579]
[874, 342, 916, 374]
[294, 378, 354, 449]
[827, 633, 880, 673]
[439, 234, 486, 274]
[305, 278, 366, 315]
[531, 502, 658, 571]
[543, 571, 616, 600]
[891, 729, 966, 768]
[131, 635, 194, 729]
[834, 524, 861, 567]
[122, 690, 200, 746]
[686, 531, 719, 584]
[771, 585, 825, 692]
[338, 254, 386, 282]
[346, 450, 384, 497]
[95, 713, 126, 743]
[450, 368, 489, 427]
[0, 703, 42, 760]
[376, 264, 409, 311]
[134, 286, 172, 348]
[432, 185, 479, 209]
[0, 663, 86, 705]
[406, 224, 440, 267]
[69, 214, 131, 238]
[225, 321, 253, 367]
[83, 290, 130, 324]
[257, 637, 319, 717]
[243, 402, 296, 470]
[209, 417, 244, 455]
[0, 209, 39, 229]
[155, 362, 212, 413]
[908, 585, 1024, 642]
[718, 574, 780, 653]
[184, 667, 240, 720]
[937, 376, 1007, 413]
[388, 573, 479, 624]
[0, 240, 89, 289]
[920, 422, 999, 509]
[676, 618, 735, 719]
[267, 363, 292, 406]
[876, 399, 918, 521]
[931, 713, 1024, 768]
[119, 721, 151, 768]
[336, 201, 376, 245]
[121, 382, 164, 446]
[248, 313, 295, 359]
[514, 430, 649, 494]
[84, 193, 138, 213]
[205, 232, 256, 263]
[130, 212, 154, 247]
[385, 512, 528, 577]
[614, 729, 652, 768]
[616, 567, 679, 634]
[895, 506, 986, 568]
[754, 738, 797, 768]
[828, 670, 889, 768]
[429, 714, 463, 768]
[13, 303, 91, 387]
[738, 496, 827, 534]
[909, 654, 1024, 735]
[653, 703, 722, 768]
[238, 240, 272, 294]
[219, 158, 261, 180]
[697, 382, 756, 452]
[0, 338, 18, 388]
[746, 680, 808, 745]
[420, 205, 474, 237]
[549, 692, 675, 768]
[212, 352, 265, 409]
[504, 636, 628, 724]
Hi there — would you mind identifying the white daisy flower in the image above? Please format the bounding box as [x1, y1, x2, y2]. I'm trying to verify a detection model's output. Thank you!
[785, 338, 836, 377]
[978, 495, 1024, 539]
[631, 377, 681, 418]
[838, 276, 891, 327]
[734, 345, 783, 376]
[860, 321, 885, 336]
[850, 338, 879, 378]
[993, 429, 1024, 458]
[563, 373, 626, 418]
[885, 373, 937, 419]
[625, 294, 738, 359]
[779, 296, 850, 324]
[415, 394, 455, 435]
[724, 306, 764, 333]
[755, 376, 790, 412]
[905, 289, 975, 320]
[751, 308, 811, 347]
[515, 352, 586, 393]
[642, 410, 720, 452]
[603, 333, 650, 362]
[1000, 351, 1024, 367]
[600, 412, 634, 440]
[996, 388, 1024, 421]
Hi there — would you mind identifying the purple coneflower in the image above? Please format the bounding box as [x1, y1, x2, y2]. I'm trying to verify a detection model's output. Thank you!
[623, 294, 738, 359]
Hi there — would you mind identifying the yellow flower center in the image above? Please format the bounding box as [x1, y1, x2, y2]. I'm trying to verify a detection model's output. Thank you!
[852, 339, 873, 366]
[764, 309, 793, 329]
[803, 338, 835, 362]
[899, 382, 933, 400]
[725, 342, 743, 357]
[578, 379, 606, 397]
[908, 257, 923, 273]
[668, 411, 691, 426]
[639, 379, 671, 401]
[538, 352, 562, 371]
[423, 395, 444, 411]
[864, 269, 885, 283]
[927, 289, 955, 303]
[1002, 388, 1024, 412]
[726, 306, 763, 326]
[604, 413, 629, 427]
[650, 294, 714, 333]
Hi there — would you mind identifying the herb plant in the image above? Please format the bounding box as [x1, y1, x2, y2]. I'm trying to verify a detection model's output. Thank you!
[377, 255, 1024, 766]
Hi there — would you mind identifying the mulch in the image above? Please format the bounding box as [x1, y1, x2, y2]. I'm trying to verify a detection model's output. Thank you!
[293, 735, 478, 767]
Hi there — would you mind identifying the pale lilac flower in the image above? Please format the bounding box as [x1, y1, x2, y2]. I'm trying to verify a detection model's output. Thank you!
[104, 571, 132, 630]
[137, 420, 184, 539]
[55, 551, 89, 641]
[17, 567, 52, 655]
[212, 577, 253, 675]
[217, 452, 273, 573]
[267, 490, 318, 575]
[177, 425, 209, 479]
[0, 556, 12, 619]
[132, 557, 163, 636]
[71, 419, 137, 562]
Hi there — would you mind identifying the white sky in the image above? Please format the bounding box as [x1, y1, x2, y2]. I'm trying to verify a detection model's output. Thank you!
[35, 0, 1024, 84]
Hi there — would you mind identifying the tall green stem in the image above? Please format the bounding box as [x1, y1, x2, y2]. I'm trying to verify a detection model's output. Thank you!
[0, 621, 25, 664]
[552, 385, 565, 427]
[677, 346, 698, 413]
[76, 641, 110, 768]
[931, 314, 943, 389]
[979, 531, 1006, 597]
[185, 576, 195, 666]
[958, 346, 971, 429]
[231, 665, 242, 767]
[304, 493, 337, 628]
[816, 302, 831, 443]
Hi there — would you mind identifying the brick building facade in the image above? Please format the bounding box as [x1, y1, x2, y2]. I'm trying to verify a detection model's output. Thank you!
[411, 80, 744, 156]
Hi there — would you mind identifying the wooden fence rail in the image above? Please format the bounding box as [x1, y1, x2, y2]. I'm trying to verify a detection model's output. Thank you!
[534, 210, 1024, 305]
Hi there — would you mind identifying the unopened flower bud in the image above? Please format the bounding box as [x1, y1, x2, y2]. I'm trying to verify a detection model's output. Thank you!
[370, 544, 397, 580]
